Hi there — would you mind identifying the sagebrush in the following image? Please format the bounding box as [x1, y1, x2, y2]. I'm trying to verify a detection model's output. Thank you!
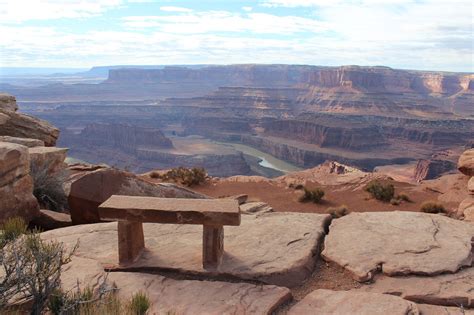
[365, 180, 394, 202]
[30, 159, 69, 212]
[153, 167, 207, 187]
[299, 187, 325, 203]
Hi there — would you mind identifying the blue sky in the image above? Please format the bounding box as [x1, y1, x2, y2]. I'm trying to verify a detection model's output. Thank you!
[0, 0, 472, 71]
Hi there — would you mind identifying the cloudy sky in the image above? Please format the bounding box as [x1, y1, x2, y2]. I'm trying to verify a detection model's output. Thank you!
[0, 0, 472, 71]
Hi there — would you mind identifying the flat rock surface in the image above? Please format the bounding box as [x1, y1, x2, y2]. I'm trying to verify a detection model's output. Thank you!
[28, 146, 68, 172]
[42, 212, 331, 287]
[288, 289, 420, 315]
[322, 211, 474, 281]
[459, 149, 474, 176]
[416, 304, 474, 314]
[363, 267, 474, 308]
[59, 257, 290, 315]
[0, 136, 44, 147]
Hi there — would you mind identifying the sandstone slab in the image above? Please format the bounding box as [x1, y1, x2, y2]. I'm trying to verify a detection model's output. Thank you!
[68, 167, 208, 224]
[322, 211, 474, 281]
[42, 212, 331, 287]
[29, 146, 68, 173]
[288, 289, 420, 315]
[458, 149, 474, 176]
[0, 136, 44, 147]
[58, 250, 291, 315]
[364, 267, 474, 308]
[240, 201, 274, 214]
[0, 142, 39, 223]
[416, 304, 474, 314]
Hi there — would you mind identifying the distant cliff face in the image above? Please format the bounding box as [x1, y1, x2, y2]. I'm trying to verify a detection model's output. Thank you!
[75, 123, 173, 153]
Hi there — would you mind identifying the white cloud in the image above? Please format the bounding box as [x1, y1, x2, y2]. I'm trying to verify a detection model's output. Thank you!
[242, 6, 253, 12]
[0, 0, 123, 22]
[123, 11, 328, 35]
[159, 6, 193, 13]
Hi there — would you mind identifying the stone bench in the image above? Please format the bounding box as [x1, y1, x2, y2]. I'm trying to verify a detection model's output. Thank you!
[98, 195, 241, 269]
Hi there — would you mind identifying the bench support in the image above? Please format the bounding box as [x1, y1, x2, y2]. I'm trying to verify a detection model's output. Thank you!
[118, 221, 144, 265]
[202, 225, 224, 269]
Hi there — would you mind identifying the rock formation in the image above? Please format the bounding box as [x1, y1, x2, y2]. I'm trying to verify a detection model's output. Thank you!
[413, 159, 456, 181]
[458, 149, 474, 221]
[0, 142, 39, 223]
[0, 94, 59, 146]
[322, 211, 474, 281]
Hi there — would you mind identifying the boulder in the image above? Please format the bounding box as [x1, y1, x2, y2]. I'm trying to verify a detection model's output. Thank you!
[469, 177, 474, 194]
[0, 142, 39, 224]
[288, 289, 420, 315]
[0, 94, 59, 146]
[0, 93, 17, 112]
[41, 212, 331, 287]
[458, 149, 474, 176]
[28, 147, 68, 173]
[364, 267, 474, 308]
[459, 197, 474, 222]
[68, 168, 209, 224]
[30, 209, 72, 230]
[416, 304, 474, 314]
[0, 136, 44, 147]
[58, 256, 291, 315]
[322, 211, 474, 281]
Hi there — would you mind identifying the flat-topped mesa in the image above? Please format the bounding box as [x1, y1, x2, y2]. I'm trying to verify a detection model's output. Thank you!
[98, 195, 241, 268]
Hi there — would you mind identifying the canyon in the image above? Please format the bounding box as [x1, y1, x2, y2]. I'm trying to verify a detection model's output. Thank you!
[3, 64, 473, 178]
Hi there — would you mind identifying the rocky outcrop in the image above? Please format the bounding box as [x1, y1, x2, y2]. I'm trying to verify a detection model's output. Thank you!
[364, 268, 474, 308]
[58, 256, 291, 315]
[0, 142, 39, 224]
[0, 136, 44, 147]
[458, 149, 474, 221]
[288, 289, 420, 315]
[414, 159, 456, 181]
[28, 146, 68, 173]
[78, 123, 173, 154]
[30, 209, 72, 230]
[41, 212, 331, 287]
[322, 211, 474, 281]
[458, 149, 474, 176]
[0, 94, 59, 146]
[68, 167, 208, 224]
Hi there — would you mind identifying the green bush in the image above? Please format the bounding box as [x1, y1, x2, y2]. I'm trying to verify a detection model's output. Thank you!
[365, 181, 394, 202]
[299, 187, 325, 203]
[128, 291, 150, 315]
[420, 201, 447, 214]
[326, 205, 349, 218]
[30, 160, 69, 212]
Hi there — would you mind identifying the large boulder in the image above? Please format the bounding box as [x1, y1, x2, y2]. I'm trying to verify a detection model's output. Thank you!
[288, 289, 420, 315]
[459, 196, 474, 222]
[0, 94, 59, 146]
[322, 211, 474, 281]
[28, 146, 68, 173]
[0, 142, 39, 224]
[30, 209, 72, 231]
[469, 177, 474, 194]
[41, 212, 331, 287]
[458, 149, 474, 176]
[68, 167, 209, 224]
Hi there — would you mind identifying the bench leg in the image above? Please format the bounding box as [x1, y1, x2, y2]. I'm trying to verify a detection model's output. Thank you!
[202, 225, 224, 269]
[117, 221, 145, 265]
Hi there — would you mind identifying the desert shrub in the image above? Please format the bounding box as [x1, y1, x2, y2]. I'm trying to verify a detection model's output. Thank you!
[0, 217, 76, 314]
[128, 291, 150, 315]
[149, 171, 162, 179]
[30, 160, 69, 212]
[160, 167, 207, 187]
[0, 217, 28, 246]
[299, 187, 325, 203]
[420, 201, 447, 214]
[365, 181, 394, 202]
[397, 193, 412, 202]
[326, 205, 349, 218]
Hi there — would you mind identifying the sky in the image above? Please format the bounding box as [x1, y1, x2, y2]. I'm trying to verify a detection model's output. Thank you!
[0, 0, 472, 72]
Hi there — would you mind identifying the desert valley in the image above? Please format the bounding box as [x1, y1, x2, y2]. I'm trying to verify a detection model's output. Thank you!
[1, 0, 474, 313]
